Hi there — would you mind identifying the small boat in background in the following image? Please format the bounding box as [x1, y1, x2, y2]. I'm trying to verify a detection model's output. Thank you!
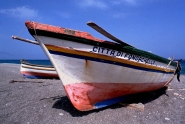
[20, 60, 59, 79]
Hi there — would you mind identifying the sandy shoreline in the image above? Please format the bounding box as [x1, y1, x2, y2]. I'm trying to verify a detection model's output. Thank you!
[0, 64, 185, 124]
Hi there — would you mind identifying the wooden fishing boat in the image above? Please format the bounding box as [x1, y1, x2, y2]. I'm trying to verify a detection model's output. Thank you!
[20, 60, 59, 79]
[16, 21, 177, 111]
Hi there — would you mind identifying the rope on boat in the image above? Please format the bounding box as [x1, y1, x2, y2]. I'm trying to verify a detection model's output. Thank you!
[9, 79, 44, 83]
[165, 55, 174, 72]
[17, 27, 26, 38]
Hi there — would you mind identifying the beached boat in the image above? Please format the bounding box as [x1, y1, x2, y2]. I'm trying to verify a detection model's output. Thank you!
[16, 21, 177, 111]
[20, 60, 59, 79]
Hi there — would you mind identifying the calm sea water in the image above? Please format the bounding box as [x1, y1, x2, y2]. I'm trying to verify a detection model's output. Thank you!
[0, 59, 185, 74]
[181, 60, 185, 74]
[0, 60, 52, 66]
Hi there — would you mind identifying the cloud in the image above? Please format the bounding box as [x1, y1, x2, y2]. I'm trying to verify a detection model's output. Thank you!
[113, 12, 129, 19]
[0, 6, 38, 19]
[112, 0, 154, 6]
[78, 0, 108, 9]
[58, 12, 70, 18]
[113, 0, 137, 5]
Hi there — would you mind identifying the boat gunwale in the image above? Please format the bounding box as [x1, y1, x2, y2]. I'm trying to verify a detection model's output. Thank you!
[46, 44, 175, 73]
[21, 60, 54, 68]
[25, 21, 176, 67]
[21, 64, 56, 71]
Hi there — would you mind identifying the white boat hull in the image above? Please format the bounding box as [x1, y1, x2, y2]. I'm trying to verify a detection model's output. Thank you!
[23, 21, 176, 111]
[35, 36, 175, 111]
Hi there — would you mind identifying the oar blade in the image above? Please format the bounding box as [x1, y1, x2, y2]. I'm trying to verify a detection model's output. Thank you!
[87, 22, 134, 47]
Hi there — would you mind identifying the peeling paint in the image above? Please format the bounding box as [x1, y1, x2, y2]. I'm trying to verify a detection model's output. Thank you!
[64, 81, 168, 111]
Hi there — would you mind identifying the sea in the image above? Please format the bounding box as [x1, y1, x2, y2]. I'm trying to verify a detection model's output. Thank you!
[0, 59, 185, 75]
[0, 60, 52, 66]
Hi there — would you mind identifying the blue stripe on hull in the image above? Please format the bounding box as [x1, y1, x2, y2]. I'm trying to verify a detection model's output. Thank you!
[22, 74, 41, 79]
[49, 50, 173, 74]
[22, 74, 58, 79]
[94, 94, 135, 109]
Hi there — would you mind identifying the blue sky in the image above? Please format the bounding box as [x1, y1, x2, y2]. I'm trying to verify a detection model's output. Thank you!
[0, 0, 185, 60]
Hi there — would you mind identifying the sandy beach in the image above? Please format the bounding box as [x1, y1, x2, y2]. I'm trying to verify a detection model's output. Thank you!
[0, 64, 185, 124]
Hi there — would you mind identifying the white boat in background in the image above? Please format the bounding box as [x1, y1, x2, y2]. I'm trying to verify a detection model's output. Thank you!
[13, 21, 177, 111]
[20, 60, 59, 79]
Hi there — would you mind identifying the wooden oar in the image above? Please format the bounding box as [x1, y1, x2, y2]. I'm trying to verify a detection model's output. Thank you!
[12, 35, 39, 45]
[87, 22, 134, 47]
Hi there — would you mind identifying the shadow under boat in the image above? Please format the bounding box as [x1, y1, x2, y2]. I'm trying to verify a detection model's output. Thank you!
[51, 86, 168, 117]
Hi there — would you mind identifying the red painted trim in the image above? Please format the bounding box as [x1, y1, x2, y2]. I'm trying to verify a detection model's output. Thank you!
[21, 71, 58, 78]
[64, 81, 168, 111]
[25, 21, 104, 43]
